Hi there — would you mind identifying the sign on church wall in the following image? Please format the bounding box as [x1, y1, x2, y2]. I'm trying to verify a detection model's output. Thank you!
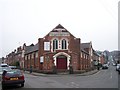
[44, 42, 50, 51]
[40, 56, 44, 63]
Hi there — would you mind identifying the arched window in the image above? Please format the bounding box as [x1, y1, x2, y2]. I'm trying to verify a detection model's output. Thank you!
[62, 39, 67, 49]
[53, 39, 58, 51]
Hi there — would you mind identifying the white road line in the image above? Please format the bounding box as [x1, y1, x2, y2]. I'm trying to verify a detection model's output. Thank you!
[110, 72, 112, 79]
[66, 82, 79, 88]
[75, 86, 79, 88]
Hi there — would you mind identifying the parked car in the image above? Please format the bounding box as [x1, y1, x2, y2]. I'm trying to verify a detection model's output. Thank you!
[0, 67, 3, 75]
[0, 67, 12, 81]
[0, 67, 3, 81]
[107, 62, 110, 66]
[118, 67, 120, 74]
[0, 63, 9, 67]
[116, 64, 120, 71]
[112, 63, 117, 66]
[0, 67, 12, 75]
[1, 69, 25, 89]
[9, 66, 17, 69]
[102, 64, 109, 69]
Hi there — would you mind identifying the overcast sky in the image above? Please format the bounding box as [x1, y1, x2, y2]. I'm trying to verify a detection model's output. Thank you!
[0, 0, 119, 57]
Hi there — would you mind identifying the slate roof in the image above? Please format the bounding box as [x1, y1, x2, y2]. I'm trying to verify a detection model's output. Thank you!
[54, 24, 65, 29]
[80, 42, 92, 55]
[81, 48, 89, 55]
[25, 43, 39, 54]
[81, 43, 91, 49]
[44, 24, 76, 39]
[52, 24, 69, 32]
[93, 50, 100, 56]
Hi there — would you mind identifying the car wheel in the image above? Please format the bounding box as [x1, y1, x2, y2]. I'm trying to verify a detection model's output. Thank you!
[21, 83, 24, 87]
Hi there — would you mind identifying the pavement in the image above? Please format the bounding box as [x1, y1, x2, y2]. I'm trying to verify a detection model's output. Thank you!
[24, 69, 99, 77]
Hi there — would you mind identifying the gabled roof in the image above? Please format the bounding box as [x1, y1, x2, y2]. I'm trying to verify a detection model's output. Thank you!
[81, 48, 89, 55]
[93, 50, 100, 56]
[81, 42, 93, 54]
[81, 42, 91, 49]
[44, 24, 76, 38]
[52, 24, 68, 32]
[54, 24, 65, 29]
[25, 43, 38, 54]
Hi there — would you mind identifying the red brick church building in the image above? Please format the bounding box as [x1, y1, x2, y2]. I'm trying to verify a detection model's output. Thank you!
[5, 24, 102, 73]
[24, 24, 93, 73]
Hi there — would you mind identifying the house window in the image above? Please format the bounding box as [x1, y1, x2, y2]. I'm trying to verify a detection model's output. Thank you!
[36, 52, 38, 58]
[81, 53, 82, 58]
[87, 55, 88, 59]
[28, 54, 30, 60]
[22, 50, 24, 57]
[84, 54, 85, 59]
[53, 39, 58, 51]
[32, 53, 34, 59]
[62, 39, 67, 49]
[25, 55, 27, 60]
[34, 53, 36, 68]
[27, 55, 28, 68]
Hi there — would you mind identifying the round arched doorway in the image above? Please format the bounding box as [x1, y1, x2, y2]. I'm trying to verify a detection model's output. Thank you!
[56, 55, 67, 70]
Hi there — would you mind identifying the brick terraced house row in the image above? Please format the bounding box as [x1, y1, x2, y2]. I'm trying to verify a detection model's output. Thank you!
[5, 24, 105, 73]
[24, 43, 39, 71]
[5, 45, 25, 69]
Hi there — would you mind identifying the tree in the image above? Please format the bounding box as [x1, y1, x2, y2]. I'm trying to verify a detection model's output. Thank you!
[16, 61, 20, 67]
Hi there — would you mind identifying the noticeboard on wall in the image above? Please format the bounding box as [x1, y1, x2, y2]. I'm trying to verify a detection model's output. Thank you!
[40, 56, 44, 63]
[44, 42, 50, 51]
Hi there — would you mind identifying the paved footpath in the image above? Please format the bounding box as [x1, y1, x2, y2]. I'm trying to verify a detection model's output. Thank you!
[24, 69, 99, 77]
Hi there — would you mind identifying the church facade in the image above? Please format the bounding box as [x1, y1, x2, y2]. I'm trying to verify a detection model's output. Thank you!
[24, 24, 92, 73]
[5, 24, 101, 73]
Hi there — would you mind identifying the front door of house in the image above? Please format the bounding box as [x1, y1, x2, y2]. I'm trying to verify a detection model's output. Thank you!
[57, 55, 67, 70]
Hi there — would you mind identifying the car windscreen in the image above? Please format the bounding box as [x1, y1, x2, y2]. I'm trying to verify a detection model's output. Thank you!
[5, 70, 22, 77]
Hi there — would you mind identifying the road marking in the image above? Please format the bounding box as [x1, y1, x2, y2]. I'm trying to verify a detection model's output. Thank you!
[110, 75, 112, 79]
[70, 82, 79, 88]
[92, 70, 100, 76]
[71, 82, 75, 84]
[75, 86, 79, 88]
[110, 73, 112, 79]
[66, 82, 80, 88]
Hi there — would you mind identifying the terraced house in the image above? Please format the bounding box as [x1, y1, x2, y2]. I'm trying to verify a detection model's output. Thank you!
[5, 24, 103, 73]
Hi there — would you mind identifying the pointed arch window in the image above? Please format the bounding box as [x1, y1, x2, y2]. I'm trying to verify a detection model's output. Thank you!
[62, 39, 67, 49]
[53, 39, 58, 51]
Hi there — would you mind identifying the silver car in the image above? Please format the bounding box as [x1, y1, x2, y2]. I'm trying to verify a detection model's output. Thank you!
[0, 63, 9, 67]
[116, 64, 120, 71]
[0, 67, 12, 81]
